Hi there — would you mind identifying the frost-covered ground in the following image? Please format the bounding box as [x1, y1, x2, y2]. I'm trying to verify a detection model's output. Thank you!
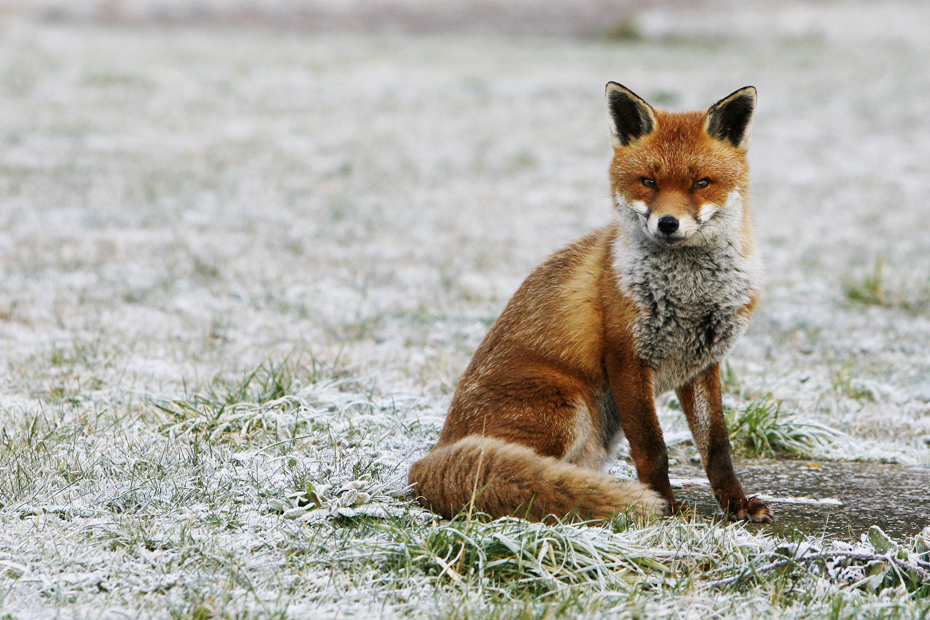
[1, 1, 930, 618]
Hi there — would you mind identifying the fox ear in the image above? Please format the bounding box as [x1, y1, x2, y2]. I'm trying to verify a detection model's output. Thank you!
[706, 86, 756, 150]
[605, 83, 658, 148]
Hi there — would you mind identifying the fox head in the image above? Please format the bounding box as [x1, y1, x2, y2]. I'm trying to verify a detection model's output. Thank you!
[605, 84, 756, 251]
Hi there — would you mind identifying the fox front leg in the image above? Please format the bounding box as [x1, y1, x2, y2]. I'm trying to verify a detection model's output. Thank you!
[676, 363, 773, 523]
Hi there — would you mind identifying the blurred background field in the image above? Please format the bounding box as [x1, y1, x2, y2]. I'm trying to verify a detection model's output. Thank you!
[2, 0, 928, 452]
[0, 1, 929, 618]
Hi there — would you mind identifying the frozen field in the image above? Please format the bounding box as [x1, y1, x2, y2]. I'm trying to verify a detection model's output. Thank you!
[1, 2, 929, 618]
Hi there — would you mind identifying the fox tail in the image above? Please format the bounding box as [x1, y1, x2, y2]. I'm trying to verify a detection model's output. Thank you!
[408, 435, 665, 522]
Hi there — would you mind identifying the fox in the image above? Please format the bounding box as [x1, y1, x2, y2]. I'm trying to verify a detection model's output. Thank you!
[408, 83, 773, 524]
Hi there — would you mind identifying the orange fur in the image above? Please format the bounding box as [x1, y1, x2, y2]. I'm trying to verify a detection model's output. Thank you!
[409, 435, 662, 522]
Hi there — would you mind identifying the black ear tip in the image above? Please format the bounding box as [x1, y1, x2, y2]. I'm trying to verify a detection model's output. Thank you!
[724, 85, 756, 99]
[605, 82, 630, 95]
[733, 86, 757, 104]
[605, 83, 648, 108]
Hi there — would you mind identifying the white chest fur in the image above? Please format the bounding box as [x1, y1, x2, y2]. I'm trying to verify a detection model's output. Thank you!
[614, 233, 762, 396]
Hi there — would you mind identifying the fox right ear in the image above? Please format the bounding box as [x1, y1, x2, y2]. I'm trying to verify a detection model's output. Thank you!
[605, 83, 658, 149]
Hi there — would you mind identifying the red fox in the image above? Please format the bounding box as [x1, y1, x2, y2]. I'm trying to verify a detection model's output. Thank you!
[409, 84, 773, 524]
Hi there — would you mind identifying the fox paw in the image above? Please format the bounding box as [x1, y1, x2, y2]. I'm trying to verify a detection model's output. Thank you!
[725, 496, 773, 523]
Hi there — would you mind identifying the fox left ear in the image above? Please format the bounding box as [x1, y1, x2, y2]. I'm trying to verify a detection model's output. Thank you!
[706, 86, 756, 150]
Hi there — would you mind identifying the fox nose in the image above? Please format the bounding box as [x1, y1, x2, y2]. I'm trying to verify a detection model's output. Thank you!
[657, 216, 679, 235]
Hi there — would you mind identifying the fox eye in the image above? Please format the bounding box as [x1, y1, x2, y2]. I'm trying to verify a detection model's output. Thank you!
[641, 178, 657, 189]
[693, 178, 711, 190]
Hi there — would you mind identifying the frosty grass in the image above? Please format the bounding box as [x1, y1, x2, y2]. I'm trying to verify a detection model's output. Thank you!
[1, 4, 930, 618]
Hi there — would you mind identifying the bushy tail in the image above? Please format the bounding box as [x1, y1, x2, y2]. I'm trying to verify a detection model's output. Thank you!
[408, 435, 665, 522]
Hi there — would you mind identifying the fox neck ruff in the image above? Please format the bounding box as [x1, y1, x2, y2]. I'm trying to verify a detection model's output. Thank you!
[612, 195, 762, 396]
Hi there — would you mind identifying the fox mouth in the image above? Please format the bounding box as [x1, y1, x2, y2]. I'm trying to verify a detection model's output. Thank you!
[649, 231, 689, 248]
